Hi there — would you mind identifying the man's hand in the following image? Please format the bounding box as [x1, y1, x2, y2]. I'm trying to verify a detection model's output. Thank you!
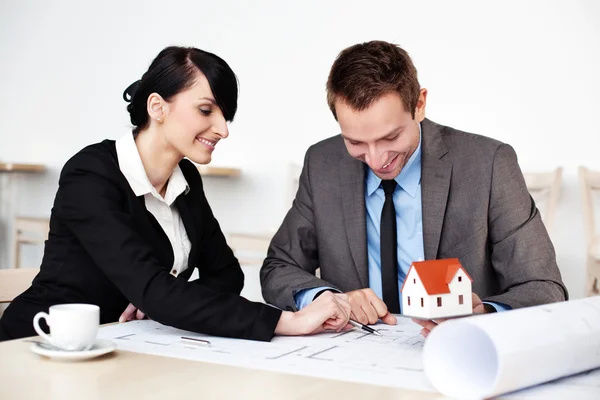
[344, 288, 397, 325]
[119, 303, 147, 323]
[412, 293, 486, 338]
[274, 291, 352, 336]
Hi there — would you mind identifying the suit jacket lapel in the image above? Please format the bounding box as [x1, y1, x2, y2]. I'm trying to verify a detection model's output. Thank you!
[176, 194, 198, 265]
[132, 195, 175, 268]
[420, 119, 452, 260]
[339, 153, 369, 287]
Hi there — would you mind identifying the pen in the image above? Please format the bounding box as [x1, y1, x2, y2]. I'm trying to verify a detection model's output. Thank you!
[180, 336, 211, 346]
[348, 320, 382, 336]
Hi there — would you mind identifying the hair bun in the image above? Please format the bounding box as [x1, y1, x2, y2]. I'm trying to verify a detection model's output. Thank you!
[123, 80, 142, 102]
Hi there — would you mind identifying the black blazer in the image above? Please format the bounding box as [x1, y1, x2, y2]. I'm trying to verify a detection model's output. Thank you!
[0, 140, 281, 341]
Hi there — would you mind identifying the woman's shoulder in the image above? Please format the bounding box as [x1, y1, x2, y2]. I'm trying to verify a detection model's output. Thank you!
[60, 140, 120, 179]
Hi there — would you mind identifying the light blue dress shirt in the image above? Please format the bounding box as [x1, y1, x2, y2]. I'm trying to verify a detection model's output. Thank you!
[294, 124, 509, 313]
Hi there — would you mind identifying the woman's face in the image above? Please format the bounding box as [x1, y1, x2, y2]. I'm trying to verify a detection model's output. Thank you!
[161, 73, 229, 165]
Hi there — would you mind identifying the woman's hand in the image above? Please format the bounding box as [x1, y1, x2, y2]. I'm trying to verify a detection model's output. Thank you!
[119, 303, 147, 323]
[274, 291, 352, 336]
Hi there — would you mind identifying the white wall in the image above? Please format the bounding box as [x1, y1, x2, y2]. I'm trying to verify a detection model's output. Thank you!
[1, 0, 599, 298]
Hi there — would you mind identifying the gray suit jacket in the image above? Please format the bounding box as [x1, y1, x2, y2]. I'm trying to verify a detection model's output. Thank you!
[260, 119, 567, 311]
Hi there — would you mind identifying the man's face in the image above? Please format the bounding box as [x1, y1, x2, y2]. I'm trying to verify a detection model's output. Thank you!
[336, 90, 427, 180]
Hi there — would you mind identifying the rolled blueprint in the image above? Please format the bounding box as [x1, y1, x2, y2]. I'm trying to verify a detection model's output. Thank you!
[423, 296, 600, 399]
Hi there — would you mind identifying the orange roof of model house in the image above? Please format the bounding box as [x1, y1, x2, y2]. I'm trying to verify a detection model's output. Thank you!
[400, 258, 473, 295]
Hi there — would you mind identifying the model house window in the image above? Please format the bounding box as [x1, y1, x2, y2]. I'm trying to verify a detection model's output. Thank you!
[458, 276, 462, 282]
[413, 278, 416, 284]
[420, 298, 424, 307]
[459, 294, 464, 305]
[437, 297, 442, 307]
[408, 296, 411, 306]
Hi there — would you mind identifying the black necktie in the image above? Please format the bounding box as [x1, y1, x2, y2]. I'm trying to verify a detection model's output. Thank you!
[381, 179, 400, 313]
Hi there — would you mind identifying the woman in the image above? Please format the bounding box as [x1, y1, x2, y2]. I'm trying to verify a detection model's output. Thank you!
[0, 46, 351, 341]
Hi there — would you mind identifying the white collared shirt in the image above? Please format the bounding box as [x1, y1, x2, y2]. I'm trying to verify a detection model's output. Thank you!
[116, 133, 192, 278]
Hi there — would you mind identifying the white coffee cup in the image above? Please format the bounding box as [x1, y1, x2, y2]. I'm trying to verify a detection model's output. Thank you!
[33, 304, 100, 351]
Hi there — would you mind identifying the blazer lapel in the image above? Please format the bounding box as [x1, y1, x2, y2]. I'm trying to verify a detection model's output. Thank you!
[421, 119, 452, 260]
[132, 195, 174, 268]
[339, 153, 369, 287]
[176, 194, 198, 264]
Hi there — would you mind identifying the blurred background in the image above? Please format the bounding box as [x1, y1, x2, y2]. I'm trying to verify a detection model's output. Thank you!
[1, 0, 599, 303]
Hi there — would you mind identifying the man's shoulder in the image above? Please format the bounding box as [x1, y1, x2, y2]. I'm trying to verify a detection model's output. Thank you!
[425, 119, 508, 163]
[305, 135, 347, 162]
[434, 120, 504, 150]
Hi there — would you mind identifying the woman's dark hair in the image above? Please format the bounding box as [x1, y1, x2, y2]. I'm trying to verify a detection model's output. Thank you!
[123, 46, 238, 135]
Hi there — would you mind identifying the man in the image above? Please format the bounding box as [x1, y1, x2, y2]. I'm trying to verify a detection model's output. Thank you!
[260, 40, 567, 336]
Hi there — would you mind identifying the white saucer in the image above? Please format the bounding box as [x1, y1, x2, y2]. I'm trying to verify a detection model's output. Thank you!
[30, 339, 116, 361]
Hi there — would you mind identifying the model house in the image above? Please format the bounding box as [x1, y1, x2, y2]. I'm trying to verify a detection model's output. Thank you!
[401, 258, 473, 319]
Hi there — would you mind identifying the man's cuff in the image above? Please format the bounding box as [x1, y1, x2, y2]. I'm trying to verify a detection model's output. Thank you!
[482, 301, 511, 313]
[294, 286, 339, 310]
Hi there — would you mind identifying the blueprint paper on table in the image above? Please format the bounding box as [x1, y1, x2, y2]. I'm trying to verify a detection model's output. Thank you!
[98, 299, 600, 399]
[98, 317, 434, 393]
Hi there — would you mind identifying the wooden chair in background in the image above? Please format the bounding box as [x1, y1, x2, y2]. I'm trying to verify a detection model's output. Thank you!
[523, 167, 563, 235]
[13, 216, 49, 269]
[578, 166, 600, 297]
[0, 268, 39, 307]
[224, 232, 273, 303]
[226, 232, 273, 266]
[223, 162, 313, 296]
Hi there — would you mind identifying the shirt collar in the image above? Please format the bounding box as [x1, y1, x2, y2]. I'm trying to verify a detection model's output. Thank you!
[366, 122, 422, 198]
[115, 133, 190, 205]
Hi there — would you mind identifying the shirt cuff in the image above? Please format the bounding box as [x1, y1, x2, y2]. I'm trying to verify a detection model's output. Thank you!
[294, 286, 338, 310]
[482, 301, 511, 312]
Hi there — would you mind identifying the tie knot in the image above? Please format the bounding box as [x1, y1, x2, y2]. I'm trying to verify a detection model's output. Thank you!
[381, 180, 397, 195]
